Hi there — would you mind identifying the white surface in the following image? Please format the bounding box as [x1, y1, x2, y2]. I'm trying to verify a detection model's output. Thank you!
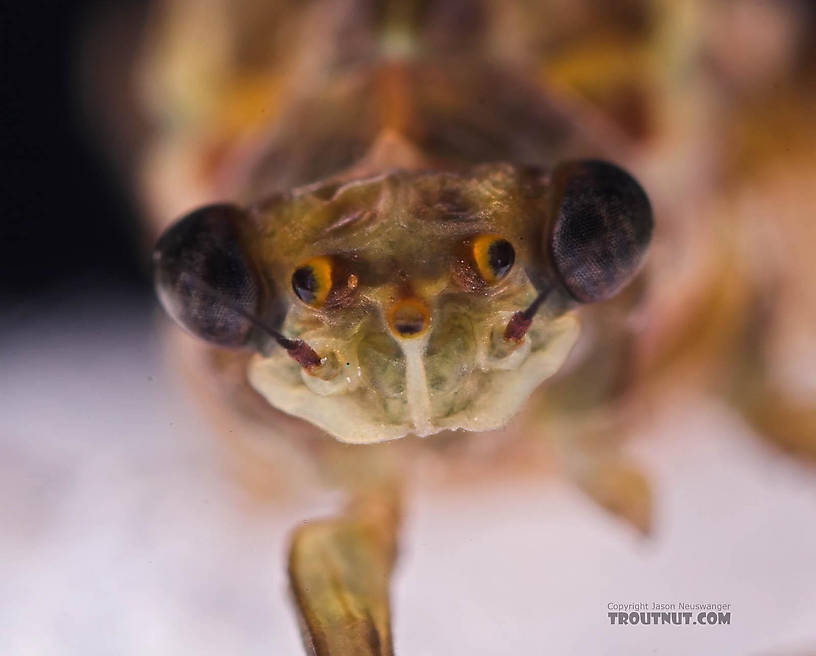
[2, 298, 815, 655]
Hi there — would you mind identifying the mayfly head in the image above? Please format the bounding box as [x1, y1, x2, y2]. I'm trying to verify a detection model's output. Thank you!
[153, 161, 652, 443]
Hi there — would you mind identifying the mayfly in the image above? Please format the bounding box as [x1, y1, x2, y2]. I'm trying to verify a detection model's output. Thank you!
[113, 0, 816, 653]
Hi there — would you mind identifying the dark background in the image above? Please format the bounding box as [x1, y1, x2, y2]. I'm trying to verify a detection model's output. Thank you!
[2, 1, 149, 304]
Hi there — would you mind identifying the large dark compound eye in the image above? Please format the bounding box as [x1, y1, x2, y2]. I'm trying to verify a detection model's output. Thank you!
[153, 203, 264, 347]
[548, 160, 653, 303]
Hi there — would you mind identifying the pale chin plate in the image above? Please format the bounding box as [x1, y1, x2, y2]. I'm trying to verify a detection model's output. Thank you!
[248, 314, 580, 444]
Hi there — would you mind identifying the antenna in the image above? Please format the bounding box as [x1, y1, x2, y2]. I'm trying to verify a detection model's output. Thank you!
[503, 286, 551, 342]
[179, 272, 322, 369]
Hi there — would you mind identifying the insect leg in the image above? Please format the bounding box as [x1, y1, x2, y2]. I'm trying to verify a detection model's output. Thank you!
[288, 486, 401, 656]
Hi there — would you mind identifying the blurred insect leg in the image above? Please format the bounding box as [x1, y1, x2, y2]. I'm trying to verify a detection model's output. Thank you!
[288, 487, 401, 656]
[728, 293, 816, 462]
[738, 386, 816, 461]
[552, 425, 653, 536]
[533, 300, 653, 535]
[573, 452, 652, 537]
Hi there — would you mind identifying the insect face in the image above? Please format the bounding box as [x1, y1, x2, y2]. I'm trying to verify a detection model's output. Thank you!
[154, 162, 651, 442]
